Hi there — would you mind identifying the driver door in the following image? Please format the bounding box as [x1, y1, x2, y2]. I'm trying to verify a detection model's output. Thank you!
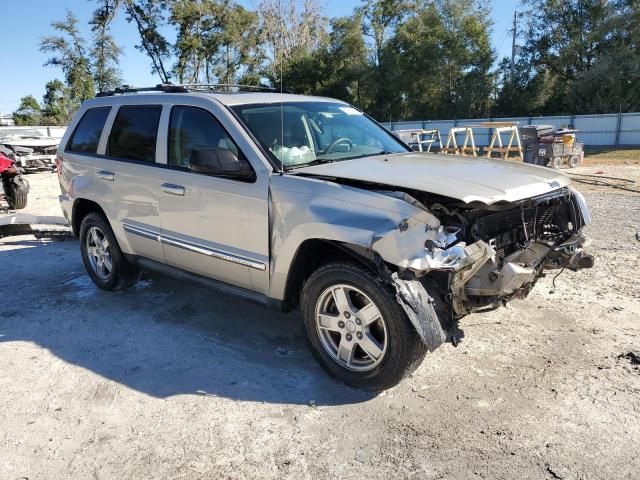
[156, 103, 270, 294]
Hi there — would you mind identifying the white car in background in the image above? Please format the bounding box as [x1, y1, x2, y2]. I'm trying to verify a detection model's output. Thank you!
[0, 128, 59, 172]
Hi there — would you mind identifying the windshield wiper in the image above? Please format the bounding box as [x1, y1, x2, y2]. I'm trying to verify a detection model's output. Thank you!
[285, 158, 336, 171]
[371, 150, 395, 156]
[285, 150, 398, 171]
[337, 150, 395, 161]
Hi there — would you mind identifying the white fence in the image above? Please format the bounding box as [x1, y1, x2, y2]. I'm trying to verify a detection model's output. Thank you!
[382, 112, 640, 147]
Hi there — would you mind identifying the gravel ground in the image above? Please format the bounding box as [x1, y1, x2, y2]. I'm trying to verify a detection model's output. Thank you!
[1, 167, 639, 480]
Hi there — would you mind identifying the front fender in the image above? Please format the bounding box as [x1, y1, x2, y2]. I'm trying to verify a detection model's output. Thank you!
[267, 175, 442, 300]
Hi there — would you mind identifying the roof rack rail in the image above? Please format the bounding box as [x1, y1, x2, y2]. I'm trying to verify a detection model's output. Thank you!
[96, 84, 188, 97]
[96, 83, 292, 97]
[180, 83, 285, 92]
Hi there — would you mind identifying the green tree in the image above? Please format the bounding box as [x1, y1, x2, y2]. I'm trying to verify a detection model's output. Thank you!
[171, 0, 207, 83]
[389, 0, 494, 120]
[322, 14, 371, 108]
[523, 0, 614, 114]
[122, 0, 172, 82]
[91, 0, 123, 92]
[41, 79, 68, 125]
[358, 0, 410, 120]
[359, 0, 410, 67]
[208, 2, 263, 85]
[171, 0, 263, 84]
[495, 0, 639, 115]
[438, 0, 494, 118]
[40, 11, 95, 113]
[573, 0, 640, 112]
[13, 96, 42, 126]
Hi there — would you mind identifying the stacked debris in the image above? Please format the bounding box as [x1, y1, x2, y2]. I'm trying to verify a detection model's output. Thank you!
[520, 125, 584, 169]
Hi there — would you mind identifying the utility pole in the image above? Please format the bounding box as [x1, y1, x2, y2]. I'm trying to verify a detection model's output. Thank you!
[511, 11, 518, 82]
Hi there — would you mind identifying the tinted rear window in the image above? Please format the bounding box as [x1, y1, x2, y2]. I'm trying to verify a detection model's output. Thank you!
[107, 105, 162, 162]
[67, 107, 111, 154]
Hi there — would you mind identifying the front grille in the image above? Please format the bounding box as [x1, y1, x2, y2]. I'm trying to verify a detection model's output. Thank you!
[469, 189, 576, 255]
[474, 205, 557, 239]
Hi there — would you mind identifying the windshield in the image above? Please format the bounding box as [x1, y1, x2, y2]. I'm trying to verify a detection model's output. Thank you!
[231, 102, 409, 170]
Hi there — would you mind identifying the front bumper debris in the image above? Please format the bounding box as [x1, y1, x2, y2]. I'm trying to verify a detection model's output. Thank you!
[458, 234, 592, 312]
[546, 232, 594, 271]
[391, 232, 593, 340]
[392, 273, 447, 351]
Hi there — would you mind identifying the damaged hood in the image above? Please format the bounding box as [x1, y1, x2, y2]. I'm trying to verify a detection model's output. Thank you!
[293, 152, 571, 204]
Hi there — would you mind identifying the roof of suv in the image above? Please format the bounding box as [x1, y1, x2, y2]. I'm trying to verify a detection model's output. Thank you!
[85, 90, 345, 107]
[203, 92, 345, 106]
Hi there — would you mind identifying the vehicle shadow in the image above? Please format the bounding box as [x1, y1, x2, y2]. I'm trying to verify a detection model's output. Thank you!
[0, 239, 376, 406]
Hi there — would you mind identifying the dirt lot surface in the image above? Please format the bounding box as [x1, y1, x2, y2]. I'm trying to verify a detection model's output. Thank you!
[583, 148, 640, 166]
[1, 165, 639, 480]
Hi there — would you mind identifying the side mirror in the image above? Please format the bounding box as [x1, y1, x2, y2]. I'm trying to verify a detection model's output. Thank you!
[188, 149, 254, 179]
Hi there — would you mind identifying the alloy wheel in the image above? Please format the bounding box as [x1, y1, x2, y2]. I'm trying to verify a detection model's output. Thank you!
[314, 284, 388, 371]
[85, 226, 112, 280]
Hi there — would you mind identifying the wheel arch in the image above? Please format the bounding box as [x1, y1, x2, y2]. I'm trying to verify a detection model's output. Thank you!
[281, 239, 379, 311]
[72, 198, 107, 237]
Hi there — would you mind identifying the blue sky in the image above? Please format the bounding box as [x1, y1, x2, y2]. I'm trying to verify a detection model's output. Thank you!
[0, 0, 517, 114]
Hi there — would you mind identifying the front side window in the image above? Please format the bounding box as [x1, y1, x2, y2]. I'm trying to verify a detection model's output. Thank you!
[231, 102, 409, 169]
[168, 106, 241, 168]
[108, 105, 161, 162]
[67, 107, 111, 154]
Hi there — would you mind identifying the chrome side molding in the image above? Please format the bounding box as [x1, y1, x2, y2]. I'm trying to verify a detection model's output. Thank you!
[122, 222, 266, 271]
[123, 223, 161, 242]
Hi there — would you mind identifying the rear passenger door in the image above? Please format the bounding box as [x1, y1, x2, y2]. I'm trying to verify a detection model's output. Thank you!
[96, 104, 166, 263]
[156, 102, 270, 294]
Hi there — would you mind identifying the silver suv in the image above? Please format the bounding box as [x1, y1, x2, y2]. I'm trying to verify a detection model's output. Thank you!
[58, 85, 593, 390]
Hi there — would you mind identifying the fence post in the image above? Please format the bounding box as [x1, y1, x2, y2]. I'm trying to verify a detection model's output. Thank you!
[488, 116, 492, 147]
[615, 113, 622, 146]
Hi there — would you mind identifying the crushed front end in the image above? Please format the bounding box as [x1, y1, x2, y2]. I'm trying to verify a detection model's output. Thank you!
[375, 186, 593, 349]
[430, 186, 594, 317]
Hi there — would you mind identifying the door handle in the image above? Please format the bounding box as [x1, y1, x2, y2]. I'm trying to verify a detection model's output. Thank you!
[97, 170, 115, 181]
[161, 183, 185, 196]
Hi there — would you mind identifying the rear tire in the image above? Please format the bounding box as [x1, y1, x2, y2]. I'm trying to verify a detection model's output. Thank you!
[301, 262, 427, 391]
[79, 212, 140, 291]
[2, 175, 29, 209]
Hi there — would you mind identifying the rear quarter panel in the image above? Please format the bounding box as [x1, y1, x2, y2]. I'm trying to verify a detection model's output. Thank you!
[58, 107, 98, 225]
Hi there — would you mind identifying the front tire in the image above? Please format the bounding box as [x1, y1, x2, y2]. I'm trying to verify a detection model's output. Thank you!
[79, 212, 140, 291]
[301, 262, 427, 391]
